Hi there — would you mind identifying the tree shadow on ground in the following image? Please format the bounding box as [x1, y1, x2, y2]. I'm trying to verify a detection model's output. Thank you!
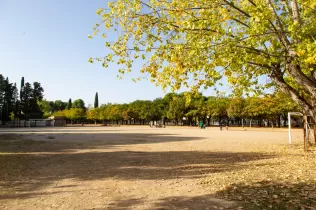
[107, 180, 316, 209]
[214, 180, 316, 209]
[0, 135, 276, 202]
[0, 150, 274, 183]
[108, 196, 238, 209]
[0, 132, 202, 153]
[0, 132, 276, 205]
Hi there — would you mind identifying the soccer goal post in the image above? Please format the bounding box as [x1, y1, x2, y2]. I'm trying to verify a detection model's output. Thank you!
[288, 112, 303, 144]
[288, 112, 315, 144]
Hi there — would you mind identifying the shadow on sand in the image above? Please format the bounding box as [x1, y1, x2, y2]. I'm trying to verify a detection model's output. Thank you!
[0, 132, 285, 209]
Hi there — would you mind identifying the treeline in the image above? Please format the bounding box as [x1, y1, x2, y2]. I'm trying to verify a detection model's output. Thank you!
[39, 99, 85, 118]
[0, 74, 301, 127]
[51, 92, 300, 127]
[0, 75, 44, 124]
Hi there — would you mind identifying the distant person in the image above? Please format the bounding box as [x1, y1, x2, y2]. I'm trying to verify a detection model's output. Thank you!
[219, 122, 222, 131]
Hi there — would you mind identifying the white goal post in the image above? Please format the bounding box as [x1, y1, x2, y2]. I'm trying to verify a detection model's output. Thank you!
[288, 112, 314, 144]
[288, 112, 303, 144]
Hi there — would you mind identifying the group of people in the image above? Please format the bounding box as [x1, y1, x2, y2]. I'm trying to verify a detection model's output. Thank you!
[149, 121, 165, 128]
[199, 121, 229, 130]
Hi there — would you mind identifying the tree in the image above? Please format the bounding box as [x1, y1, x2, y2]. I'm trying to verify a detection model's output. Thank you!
[0, 75, 4, 120]
[73, 99, 86, 110]
[66, 98, 72, 110]
[207, 97, 230, 124]
[29, 82, 44, 114]
[138, 100, 152, 123]
[98, 104, 107, 123]
[32, 82, 44, 101]
[274, 92, 300, 127]
[128, 100, 141, 122]
[12, 83, 19, 121]
[0, 76, 18, 123]
[20, 82, 33, 119]
[39, 100, 53, 118]
[260, 95, 280, 127]
[54, 100, 66, 111]
[87, 108, 100, 124]
[120, 103, 130, 123]
[151, 98, 167, 122]
[19, 77, 24, 117]
[91, 1, 316, 123]
[184, 93, 208, 125]
[64, 108, 86, 124]
[227, 97, 246, 127]
[94, 92, 99, 108]
[167, 96, 186, 125]
[244, 97, 263, 127]
[19, 81, 44, 119]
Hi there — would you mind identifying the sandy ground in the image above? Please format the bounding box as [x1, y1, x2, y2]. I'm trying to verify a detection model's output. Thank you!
[0, 126, 305, 209]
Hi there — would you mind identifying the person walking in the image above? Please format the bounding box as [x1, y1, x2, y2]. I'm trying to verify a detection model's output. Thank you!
[199, 121, 203, 129]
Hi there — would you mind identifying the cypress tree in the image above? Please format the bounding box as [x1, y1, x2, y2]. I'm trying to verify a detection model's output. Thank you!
[19, 77, 24, 118]
[94, 92, 99, 108]
[20, 77, 24, 100]
[66, 98, 72, 110]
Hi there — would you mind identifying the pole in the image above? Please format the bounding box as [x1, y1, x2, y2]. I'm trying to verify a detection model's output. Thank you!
[306, 119, 308, 140]
[304, 115, 308, 152]
[288, 112, 292, 144]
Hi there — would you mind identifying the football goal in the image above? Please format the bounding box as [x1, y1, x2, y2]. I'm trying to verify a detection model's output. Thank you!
[288, 112, 314, 144]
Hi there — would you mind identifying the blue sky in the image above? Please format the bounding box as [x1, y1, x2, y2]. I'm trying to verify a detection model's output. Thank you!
[0, 0, 226, 105]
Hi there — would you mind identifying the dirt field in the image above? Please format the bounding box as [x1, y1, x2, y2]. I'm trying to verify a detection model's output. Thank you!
[0, 126, 315, 209]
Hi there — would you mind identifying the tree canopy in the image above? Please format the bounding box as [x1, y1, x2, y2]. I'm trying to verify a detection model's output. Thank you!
[0, 75, 45, 122]
[72, 99, 86, 110]
[90, 0, 316, 121]
[80, 91, 300, 127]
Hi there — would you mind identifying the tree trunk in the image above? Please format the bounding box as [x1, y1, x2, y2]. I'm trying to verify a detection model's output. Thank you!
[291, 0, 302, 25]
[250, 119, 252, 128]
[314, 125, 316, 144]
[304, 115, 308, 152]
[271, 65, 316, 123]
[278, 116, 281, 128]
[242, 118, 244, 128]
